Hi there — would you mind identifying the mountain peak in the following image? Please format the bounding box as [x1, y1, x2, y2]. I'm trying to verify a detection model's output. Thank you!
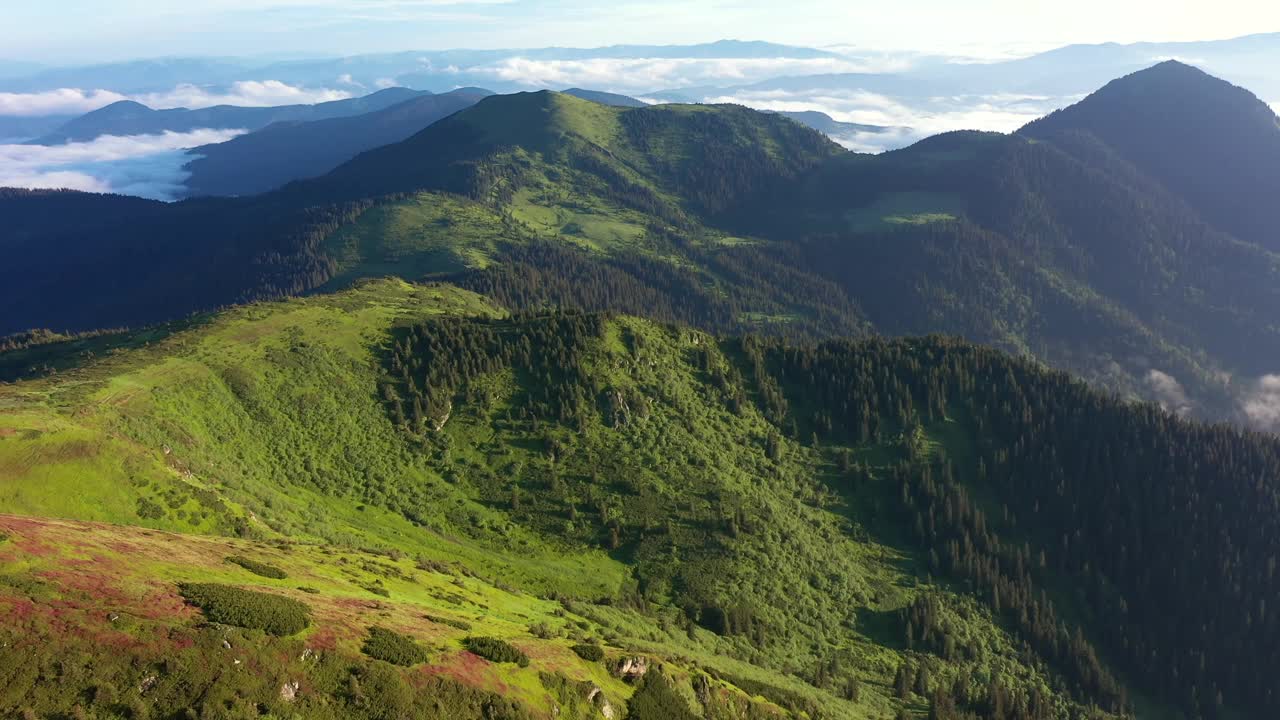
[1022, 61, 1280, 248]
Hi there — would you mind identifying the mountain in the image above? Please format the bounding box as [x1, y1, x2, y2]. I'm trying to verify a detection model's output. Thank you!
[5, 70, 1280, 427]
[8, 277, 1280, 718]
[182, 88, 492, 197]
[32, 87, 426, 144]
[561, 88, 649, 107]
[768, 109, 891, 136]
[1022, 60, 1280, 251]
[557, 90, 892, 140]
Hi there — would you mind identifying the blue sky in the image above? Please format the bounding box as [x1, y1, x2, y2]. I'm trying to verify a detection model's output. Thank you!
[6, 0, 1279, 62]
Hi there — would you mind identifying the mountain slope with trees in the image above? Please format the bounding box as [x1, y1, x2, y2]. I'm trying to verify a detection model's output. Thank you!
[4, 66, 1280, 425]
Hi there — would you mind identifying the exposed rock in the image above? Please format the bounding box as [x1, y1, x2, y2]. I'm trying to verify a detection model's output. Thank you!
[300, 648, 316, 662]
[107, 613, 120, 622]
[138, 675, 158, 694]
[281, 680, 300, 702]
[221, 639, 232, 650]
[614, 656, 649, 681]
[588, 687, 614, 719]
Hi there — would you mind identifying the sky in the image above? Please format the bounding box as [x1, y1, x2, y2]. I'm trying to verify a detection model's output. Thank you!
[5, 0, 1280, 63]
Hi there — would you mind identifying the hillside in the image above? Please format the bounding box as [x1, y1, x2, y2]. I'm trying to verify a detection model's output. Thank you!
[32, 87, 427, 144]
[1022, 61, 1280, 250]
[7, 278, 1280, 717]
[183, 88, 492, 197]
[5, 69, 1280, 425]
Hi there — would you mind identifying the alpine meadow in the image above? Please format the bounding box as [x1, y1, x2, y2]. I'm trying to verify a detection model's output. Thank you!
[4, 6, 1280, 720]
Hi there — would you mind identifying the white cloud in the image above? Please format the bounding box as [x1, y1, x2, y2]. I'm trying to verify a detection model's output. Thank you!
[1145, 369, 1193, 416]
[1270, 101, 1280, 116]
[0, 88, 129, 117]
[374, 77, 398, 89]
[1241, 375, 1280, 431]
[0, 128, 246, 200]
[701, 87, 1075, 152]
[134, 80, 351, 109]
[0, 81, 352, 118]
[471, 56, 912, 94]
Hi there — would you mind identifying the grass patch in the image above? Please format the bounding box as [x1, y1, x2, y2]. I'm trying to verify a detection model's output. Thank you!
[178, 583, 310, 636]
[464, 636, 530, 667]
[225, 554, 287, 579]
[844, 191, 963, 232]
[363, 626, 432, 666]
[426, 613, 473, 631]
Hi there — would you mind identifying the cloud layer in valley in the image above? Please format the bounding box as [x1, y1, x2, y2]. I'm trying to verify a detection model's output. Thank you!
[0, 81, 351, 117]
[701, 88, 1075, 152]
[0, 128, 246, 200]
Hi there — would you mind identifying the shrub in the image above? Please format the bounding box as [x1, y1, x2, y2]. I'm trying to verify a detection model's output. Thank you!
[627, 670, 698, 720]
[225, 555, 288, 579]
[178, 583, 310, 636]
[425, 613, 472, 631]
[571, 643, 605, 662]
[297, 585, 321, 594]
[363, 626, 431, 666]
[465, 636, 530, 667]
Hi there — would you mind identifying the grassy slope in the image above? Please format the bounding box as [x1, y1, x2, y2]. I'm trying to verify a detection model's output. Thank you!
[0, 280, 1118, 719]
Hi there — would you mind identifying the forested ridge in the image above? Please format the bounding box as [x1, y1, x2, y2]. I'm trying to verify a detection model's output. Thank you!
[375, 309, 1280, 719]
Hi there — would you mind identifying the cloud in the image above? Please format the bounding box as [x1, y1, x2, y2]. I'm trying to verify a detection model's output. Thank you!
[374, 78, 398, 89]
[1145, 369, 1193, 416]
[701, 87, 1075, 152]
[0, 88, 129, 117]
[1270, 101, 1280, 116]
[1240, 375, 1280, 431]
[134, 80, 351, 109]
[0, 128, 246, 200]
[0, 81, 351, 118]
[470, 56, 911, 94]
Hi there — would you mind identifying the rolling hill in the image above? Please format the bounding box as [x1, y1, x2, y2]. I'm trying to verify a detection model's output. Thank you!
[6, 275, 1280, 718]
[182, 88, 492, 197]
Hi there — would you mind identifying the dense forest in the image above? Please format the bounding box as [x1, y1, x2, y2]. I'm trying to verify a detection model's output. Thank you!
[377, 311, 1280, 719]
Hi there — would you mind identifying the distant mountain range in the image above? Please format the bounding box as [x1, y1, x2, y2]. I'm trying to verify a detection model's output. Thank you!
[32, 87, 427, 144]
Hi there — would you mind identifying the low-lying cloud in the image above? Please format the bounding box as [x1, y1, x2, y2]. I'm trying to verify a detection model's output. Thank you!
[0, 88, 129, 117]
[702, 87, 1076, 152]
[1240, 375, 1280, 432]
[1146, 369, 1194, 416]
[471, 56, 911, 94]
[0, 81, 351, 117]
[0, 128, 245, 200]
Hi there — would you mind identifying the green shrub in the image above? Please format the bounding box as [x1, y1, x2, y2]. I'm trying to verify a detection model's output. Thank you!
[363, 626, 431, 666]
[178, 583, 310, 636]
[0, 532, 9, 544]
[465, 636, 530, 667]
[425, 613, 472, 631]
[571, 643, 604, 662]
[627, 670, 698, 720]
[225, 555, 288, 579]
[297, 585, 321, 594]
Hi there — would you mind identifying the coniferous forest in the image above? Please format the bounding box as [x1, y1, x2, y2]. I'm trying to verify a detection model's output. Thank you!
[4, 52, 1280, 720]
